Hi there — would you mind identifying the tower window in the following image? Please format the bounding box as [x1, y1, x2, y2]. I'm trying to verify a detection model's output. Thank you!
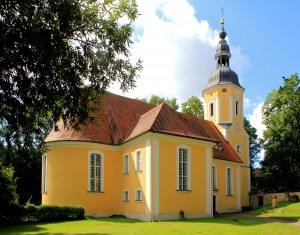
[209, 102, 214, 117]
[235, 101, 240, 116]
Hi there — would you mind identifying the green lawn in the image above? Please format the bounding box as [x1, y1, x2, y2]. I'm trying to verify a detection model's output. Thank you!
[0, 215, 299, 235]
[249, 201, 300, 222]
[1, 202, 299, 235]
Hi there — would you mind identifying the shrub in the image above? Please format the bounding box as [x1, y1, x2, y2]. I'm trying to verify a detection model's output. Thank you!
[22, 204, 85, 222]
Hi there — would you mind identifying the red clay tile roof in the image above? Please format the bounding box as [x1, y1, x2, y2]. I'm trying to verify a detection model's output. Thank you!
[45, 92, 243, 163]
[253, 168, 262, 178]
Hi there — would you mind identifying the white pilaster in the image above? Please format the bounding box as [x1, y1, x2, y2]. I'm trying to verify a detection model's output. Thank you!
[237, 165, 241, 210]
[152, 138, 160, 217]
[206, 146, 212, 216]
[146, 139, 151, 214]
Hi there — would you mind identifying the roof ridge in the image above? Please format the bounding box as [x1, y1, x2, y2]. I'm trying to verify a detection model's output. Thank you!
[124, 103, 164, 142]
[107, 103, 124, 144]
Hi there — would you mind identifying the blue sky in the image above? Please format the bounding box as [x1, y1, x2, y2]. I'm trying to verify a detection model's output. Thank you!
[110, 0, 300, 140]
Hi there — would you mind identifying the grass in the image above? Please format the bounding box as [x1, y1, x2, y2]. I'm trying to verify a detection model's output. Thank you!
[0, 215, 299, 235]
[249, 201, 300, 222]
[0, 202, 299, 235]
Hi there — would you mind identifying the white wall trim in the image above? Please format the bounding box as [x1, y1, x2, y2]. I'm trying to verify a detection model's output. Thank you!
[152, 138, 159, 217]
[216, 97, 220, 123]
[146, 139, 151, 214]
[229, 96, 233, 123]
[237, 166, 241, 210]
[206, 146, 212, 216]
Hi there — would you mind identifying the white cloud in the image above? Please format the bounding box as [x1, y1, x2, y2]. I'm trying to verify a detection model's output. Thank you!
[247, 102, 265, 139]
[109, 0, 250, 105]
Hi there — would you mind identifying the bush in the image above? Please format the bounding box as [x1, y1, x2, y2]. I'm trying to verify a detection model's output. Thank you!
[22, 204, 85, 222]
[291, 195, 299, 202]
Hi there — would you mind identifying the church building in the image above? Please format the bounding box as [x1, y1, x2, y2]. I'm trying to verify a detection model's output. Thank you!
[42, 18, 250, 221]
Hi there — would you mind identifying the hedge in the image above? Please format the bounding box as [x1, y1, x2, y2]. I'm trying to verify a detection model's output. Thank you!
[0, 204, 85, 226]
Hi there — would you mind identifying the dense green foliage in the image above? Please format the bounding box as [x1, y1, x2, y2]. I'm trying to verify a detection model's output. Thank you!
[243, 117, 262, 177]
[181, 96, 204, 118]
[148, 95, 179, 110]
[0, 164, 19, 210]
[0, 204, 85, 226]
[22, 204, 85, 222]
[136, 95, 205, 115]
[0, 0, 141, 138]
[261, 74, 300, 192]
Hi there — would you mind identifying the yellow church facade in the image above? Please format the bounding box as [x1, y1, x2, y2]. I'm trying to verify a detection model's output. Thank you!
[42, 19, 250, 221]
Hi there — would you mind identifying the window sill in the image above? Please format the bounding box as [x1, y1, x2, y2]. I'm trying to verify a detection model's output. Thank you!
[135, 170, 143, 174]
[135, 200, 142, 203]
[226, 194, 234, 196]
[123, 200, 129, 203]
[176, 190, 191, 192]
[213, 188, 218, 191]
[123, 173, 129, 176]
[87, 191, 104, 193]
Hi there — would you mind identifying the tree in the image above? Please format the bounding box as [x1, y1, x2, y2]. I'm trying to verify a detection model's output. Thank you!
[243, 118, 262, 168]
[148, 95, 179, 110]
[181, 96, 204, 118]
[0, 164, 19, 211]
[243, 117, 262, 188]
[261, 74, 300, 192]
[0, 0, 141, 139]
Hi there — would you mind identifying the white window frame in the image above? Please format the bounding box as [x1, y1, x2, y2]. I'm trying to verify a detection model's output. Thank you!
[123, 190, 129, 202]
[88, 150, 104, 192]
[226, 167, 233, 196]
[213, 165, 217, 190]
[235, 100, 240, 116]
[124, 153, 129, 175]
[41, 153, 47, 193]
[176, 144, 191, 191]
[209, 101, 214, 117]
[236, 144, 242, 154]
[135, 188, 142, 202]
[135, 149, 142, 172]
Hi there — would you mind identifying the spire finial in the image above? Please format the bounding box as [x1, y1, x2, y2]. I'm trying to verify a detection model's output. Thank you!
[219, 8, 227, 39]
[221, 8, 224, 25]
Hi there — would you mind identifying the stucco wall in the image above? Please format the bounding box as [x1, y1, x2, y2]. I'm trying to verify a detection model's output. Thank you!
[249, 192, 300, 209]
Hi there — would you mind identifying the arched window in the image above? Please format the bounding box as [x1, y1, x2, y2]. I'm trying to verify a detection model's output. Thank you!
[226, 167, 233, 196]
[209, 102, 214, 117]
[213, 165, 217, 190]
[177, 145, 191, 191]
[88, 151, 104, 192]
[42, 153, 47, 193]
[235, 100, 240, 116]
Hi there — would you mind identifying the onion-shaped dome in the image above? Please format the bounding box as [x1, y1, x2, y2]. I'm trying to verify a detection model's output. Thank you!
[207, 67, 242, 88]
[216, 40, 230, 54]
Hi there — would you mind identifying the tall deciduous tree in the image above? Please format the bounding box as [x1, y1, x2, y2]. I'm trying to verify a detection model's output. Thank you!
[148, 95, 179, 110]
[261, 74, 300, 192]
[181, 96, 204, 118]
[0, 0, 141, 138]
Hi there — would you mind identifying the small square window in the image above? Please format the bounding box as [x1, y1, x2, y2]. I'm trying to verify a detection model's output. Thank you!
[135, 189, 142, 201]
[237, 145, 242, 153]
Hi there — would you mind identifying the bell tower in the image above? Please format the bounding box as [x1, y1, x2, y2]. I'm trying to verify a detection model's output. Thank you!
[202, 17, 250, 207]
